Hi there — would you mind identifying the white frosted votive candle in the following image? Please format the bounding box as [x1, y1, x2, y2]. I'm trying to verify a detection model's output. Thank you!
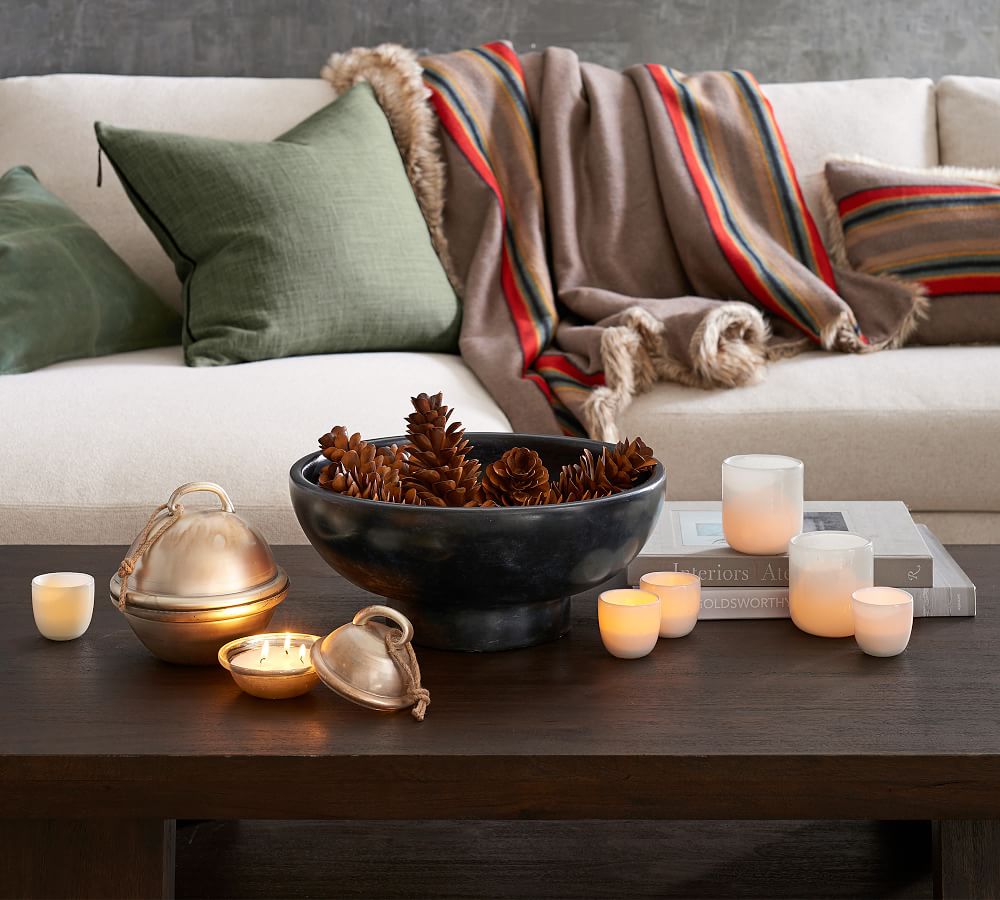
[598, 589, 661, 659]
[31, 572, 94, 641]
[852, 587, 913, 657]
[722, 454, 804, 555]
[789, 532, 873, 638]
[639, 572, 701, 638]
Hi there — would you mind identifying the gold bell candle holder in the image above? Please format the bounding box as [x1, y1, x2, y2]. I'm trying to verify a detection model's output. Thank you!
[218, 633, 321, 699]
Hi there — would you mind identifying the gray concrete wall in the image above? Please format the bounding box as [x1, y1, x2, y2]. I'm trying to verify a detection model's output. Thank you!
[2, 0, 999, 83]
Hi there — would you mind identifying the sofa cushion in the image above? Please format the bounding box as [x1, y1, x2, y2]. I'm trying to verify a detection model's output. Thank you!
[762, 78, 937, 245]
[0, 166, 179, 374]
[0, 348, 511, 545]
[824, 156, 1000, 345]
[937, 76, 1000, 167]
[619, 345, 1000, 514]
[0, 74, 336, 310]
[96, 83, 461, 365]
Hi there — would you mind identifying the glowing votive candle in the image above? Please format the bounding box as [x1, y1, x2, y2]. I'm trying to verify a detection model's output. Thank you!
[722, 454, 804, 555]
[852, 587, 913, 657]
[598, 589, 661, 659]
[31, 572, 94, 641]
[639, 572, 701, 638]
[789, 531, 873, 637]
[218, 632, 320, 699]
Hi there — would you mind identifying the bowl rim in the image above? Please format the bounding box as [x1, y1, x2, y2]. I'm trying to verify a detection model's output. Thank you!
[289, 431, 665, 513]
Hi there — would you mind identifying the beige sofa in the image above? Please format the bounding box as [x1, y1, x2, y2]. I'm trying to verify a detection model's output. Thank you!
[1, 73, 998, 544]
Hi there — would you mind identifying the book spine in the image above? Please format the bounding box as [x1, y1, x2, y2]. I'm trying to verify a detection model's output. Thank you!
[631, 585, 975, 620]
[697, 588, 790, 620]
[628, 555, 933, 588]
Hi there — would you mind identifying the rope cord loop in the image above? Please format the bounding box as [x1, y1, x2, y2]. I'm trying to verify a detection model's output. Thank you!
[384, 627, 430, 721]
[115, 503, 184, 610]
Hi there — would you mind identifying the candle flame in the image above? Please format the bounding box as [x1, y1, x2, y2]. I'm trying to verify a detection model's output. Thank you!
[298, 642, 306, 663]
[260, 639, 270, 667]
[284, 634, 291, 654]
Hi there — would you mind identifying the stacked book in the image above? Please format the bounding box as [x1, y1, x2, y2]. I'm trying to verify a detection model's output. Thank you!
[627, 501, 975, 619]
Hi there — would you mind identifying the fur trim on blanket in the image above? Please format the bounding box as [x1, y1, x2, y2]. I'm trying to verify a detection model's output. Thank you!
[321, 44, 461, 291]
[583, 304, 768, 442]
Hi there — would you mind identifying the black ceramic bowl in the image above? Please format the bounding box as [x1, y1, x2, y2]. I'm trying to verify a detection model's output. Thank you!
[289, 433, 665, 652]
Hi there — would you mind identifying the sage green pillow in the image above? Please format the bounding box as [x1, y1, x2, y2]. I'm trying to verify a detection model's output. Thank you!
[0, 166, 180, 375]
[95, 83, 461, 366]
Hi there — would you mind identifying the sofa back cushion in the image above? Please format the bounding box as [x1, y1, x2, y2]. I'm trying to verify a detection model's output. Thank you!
[762, 77, 938, 246]
[0, 73, 938, 309]
[937, 76, 1000, 168]
[0, 75, 334, 310]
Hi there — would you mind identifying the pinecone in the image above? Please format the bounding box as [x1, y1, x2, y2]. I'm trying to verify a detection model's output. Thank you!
[482, 447, 550, 506]
[319, 425, 367, 467]
[602, 437, 658, 489]
[403, 392, 483, 507]
[317, 428, 419, 504]
[556, 449, 620, 502]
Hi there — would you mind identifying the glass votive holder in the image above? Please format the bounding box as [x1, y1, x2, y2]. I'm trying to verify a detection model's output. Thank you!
[31, 572, 94, 641]
[722, 454, 804, 555]
[789, 531, 873, 637]
[598, 589, 661, 659]
[852, 587, 913, 657]
[639, 572, 701, 638]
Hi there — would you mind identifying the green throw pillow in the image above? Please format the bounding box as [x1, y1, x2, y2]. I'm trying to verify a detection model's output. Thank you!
[95, 83, 461, 366]
[0, 166, 180, 375]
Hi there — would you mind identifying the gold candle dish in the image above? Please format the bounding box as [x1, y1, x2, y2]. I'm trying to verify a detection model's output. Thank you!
[218, 632, 321, 699]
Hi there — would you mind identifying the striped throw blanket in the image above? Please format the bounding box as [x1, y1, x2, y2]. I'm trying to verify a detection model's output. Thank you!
[323, 43, 922, 439]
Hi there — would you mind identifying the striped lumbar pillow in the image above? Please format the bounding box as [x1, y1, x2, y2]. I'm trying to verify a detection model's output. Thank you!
[824, 157, 1000, 345]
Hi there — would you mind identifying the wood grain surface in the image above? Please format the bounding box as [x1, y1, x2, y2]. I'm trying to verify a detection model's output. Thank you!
[0, 545, 999, 822]
[175, 819, 932, 899]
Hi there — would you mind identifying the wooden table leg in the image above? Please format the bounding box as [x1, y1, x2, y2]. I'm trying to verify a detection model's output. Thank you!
[934, 820, 1000, 899]
[0, 818, 175, 899]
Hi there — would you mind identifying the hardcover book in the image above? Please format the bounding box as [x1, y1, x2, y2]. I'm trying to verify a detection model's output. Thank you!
[630, 527, 973, 620]
[628, 500, 933, 588]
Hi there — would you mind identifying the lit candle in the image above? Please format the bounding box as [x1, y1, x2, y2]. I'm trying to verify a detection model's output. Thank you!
[722, 455, 804, 555]
[598, 589, 661, 659]
[852, 587, 913, 657]
[231, 638, 311, 673]
[218, 632, 321, 699]
[789, 532, 873, 637]
[639, 572, 700, 638]
[31, 572, 94, 641]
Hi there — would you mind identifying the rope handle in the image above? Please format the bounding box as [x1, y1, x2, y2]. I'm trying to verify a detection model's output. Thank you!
[384, 627, 430, 721]
[353, 606, 428, 721]
[115, 503, 184, 610]
[116, 483, 234, 610]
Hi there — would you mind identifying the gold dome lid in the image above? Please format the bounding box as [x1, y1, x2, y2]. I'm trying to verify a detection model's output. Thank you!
[110, 482, 288, 612]
[311, 605, 421, 712]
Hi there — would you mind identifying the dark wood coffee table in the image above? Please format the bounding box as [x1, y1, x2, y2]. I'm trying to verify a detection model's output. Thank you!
[1, 544, 998, 899]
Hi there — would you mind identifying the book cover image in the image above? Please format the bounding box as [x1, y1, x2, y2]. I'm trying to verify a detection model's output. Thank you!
[679, 510, 848, 547]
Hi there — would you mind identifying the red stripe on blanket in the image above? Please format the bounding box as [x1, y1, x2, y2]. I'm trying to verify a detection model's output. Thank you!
[647, 65, 794, 329]
[426, 84, 543, 363]
[749, 74, 838, 291]
[536, 354, 607, 387]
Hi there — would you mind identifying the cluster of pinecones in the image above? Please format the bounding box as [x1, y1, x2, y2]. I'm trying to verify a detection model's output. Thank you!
[317, 392, 658, 508]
